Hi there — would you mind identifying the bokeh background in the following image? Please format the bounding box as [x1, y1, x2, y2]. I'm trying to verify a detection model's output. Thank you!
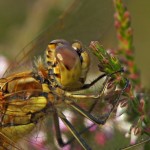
[0, 0, 150, 149]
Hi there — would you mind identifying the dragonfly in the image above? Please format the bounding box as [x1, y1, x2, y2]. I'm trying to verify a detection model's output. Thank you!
[0, 0, 148, 150]
[0, 37, 128, 150]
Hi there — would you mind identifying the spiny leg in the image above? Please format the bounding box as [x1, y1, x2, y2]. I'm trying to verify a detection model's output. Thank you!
[54, 110, 149, 150]
[53, 108, 93, 150]
[86, 74, 111, 113]
[53, 72, 128, 148]
[61, 76, 129, 144]
[53, 110, 66, 147]
[58, 112, 92, 150]
[53, 109, 96, 148]
[58, 75, 129, 147]
[67, 102, 108, 125]
[81, 69, 124, 90]
[65, 75, 124, 141]
[65, 69, 126, 111]
[81, 73, 106, 89]
[65, 75, 109, 100]
[65, 78, 129, 126]
[77, 73, 114, 126]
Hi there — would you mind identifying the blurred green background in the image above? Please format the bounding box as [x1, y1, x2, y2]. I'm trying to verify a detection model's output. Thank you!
[0, 0, 150, 149]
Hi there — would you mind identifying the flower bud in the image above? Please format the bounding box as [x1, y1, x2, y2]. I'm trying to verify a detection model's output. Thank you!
[116, 99, 128, 117]
[130, 127, 141, 145]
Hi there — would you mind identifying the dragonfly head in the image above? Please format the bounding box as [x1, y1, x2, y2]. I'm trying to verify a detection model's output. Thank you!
[45, 39, 90, 90]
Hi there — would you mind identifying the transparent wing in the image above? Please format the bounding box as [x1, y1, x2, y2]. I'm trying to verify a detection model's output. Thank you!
[0, 90, 52, 150]
[3, 0, 115, 77]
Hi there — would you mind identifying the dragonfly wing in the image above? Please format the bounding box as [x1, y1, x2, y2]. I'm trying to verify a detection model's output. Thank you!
[3, 0, 114, 77]
[0, 90, 51, 150]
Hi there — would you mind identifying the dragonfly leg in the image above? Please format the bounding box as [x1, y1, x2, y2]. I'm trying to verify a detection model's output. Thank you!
[65, 74, 109, 99]
[58, 112, 92, 150]
[65, 78, 129, 125]
[65, 74, 109, 100]
[53, 109, 97, 148]
[81, 69, 124, 90]
[53, 110, 92, 150]
[53, 70, 129, 148]
[81, 73, 106, 89]
[66, 68, 126, 100]
[80, 68, 127, 116]
[53, 110, 67, 147]
[67, 102, 109, 125]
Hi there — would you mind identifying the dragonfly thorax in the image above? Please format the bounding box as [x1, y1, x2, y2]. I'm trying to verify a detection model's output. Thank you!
[46, 39, 90, 90]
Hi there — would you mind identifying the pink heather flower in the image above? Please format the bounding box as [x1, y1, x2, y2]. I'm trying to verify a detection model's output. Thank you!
[55, 134, 71, 150]
[101, 120, 114, 139]
[84, 118, 97, 132]
[125, 132, 130, 138]
[95, 132, 106, 146]
[61, 145, 71, 150]
[59, 110, 74, 131]
[130, 127, 140, 145]
[0, 55, 9, 77]
[124, 11, 130, 18]
[116, 100, 128, 117]
[115, 114, 132, 133]
[30, 131, 47, 150]
[59, 118, 68, 131]
[60, 140, 71, 150]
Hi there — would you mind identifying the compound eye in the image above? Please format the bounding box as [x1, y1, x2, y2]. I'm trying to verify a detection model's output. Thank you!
[56, 45, 80, 71]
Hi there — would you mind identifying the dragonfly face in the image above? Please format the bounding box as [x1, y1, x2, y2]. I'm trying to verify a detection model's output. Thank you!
[45, 39, 90, 90]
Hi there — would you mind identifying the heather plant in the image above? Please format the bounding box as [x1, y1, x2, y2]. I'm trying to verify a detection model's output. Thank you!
[90, 0, 150, 149]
